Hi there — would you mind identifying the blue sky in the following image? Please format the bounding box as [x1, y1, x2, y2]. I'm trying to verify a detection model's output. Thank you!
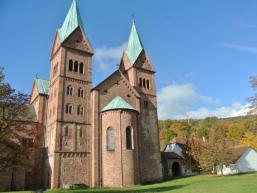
[1, 0, 257, 119]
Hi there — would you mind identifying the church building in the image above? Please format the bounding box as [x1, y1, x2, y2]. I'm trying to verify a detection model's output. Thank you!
[30, 0, 162, 189]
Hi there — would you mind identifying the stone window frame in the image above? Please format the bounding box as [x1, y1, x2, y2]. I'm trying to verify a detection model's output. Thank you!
[146, 80, 150, 89]
[65, 103, 73, 114]
[107, 127, 115, 151]
[74, 61, 79, 72]
[66, 85, 73, 96]
[64, 126, 69, 137]
[77, 105, 84, 116]
[126, 126, 134, 150]
[69, 59, 73, 71]
[139, 78, 142, 88]
[79, 62, 84, 74]
[78, 87, 84, 97]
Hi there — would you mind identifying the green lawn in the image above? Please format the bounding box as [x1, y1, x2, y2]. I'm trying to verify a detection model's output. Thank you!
[6, 173, 257, 193]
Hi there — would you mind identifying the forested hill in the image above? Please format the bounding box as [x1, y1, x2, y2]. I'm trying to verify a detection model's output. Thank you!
[158, 115, 257, 150]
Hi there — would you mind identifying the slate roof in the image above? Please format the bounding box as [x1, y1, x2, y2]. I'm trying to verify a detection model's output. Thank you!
[35, 78, 49, 95]
[125, 20, 144, 64]
[58, 0, 84, 43]
[101, 96, 136, 112]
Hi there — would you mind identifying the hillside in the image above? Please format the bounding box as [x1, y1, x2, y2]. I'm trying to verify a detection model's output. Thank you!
[159, 115, 257, 150]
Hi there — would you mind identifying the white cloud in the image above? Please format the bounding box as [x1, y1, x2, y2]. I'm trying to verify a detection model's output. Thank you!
[157, 83, 214, 119]
[213, 42, 257, 54]
[94, 42, 127, 71]
[157, 83, 249, 120]
[186, 103, 249, 120]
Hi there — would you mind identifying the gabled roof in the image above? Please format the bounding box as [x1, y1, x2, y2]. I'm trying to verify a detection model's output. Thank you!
[58, 0, 84, 43]
[231, 145, 249, 161]
[125, 20, 144, 64]
[101, 96, 136, 112]
[92, 70, 140, 98]
[35, 78, 49, 95]
[161, 152, 182, 159]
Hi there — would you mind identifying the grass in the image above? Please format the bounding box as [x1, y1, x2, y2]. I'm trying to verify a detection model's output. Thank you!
[5, 173, 257, 193]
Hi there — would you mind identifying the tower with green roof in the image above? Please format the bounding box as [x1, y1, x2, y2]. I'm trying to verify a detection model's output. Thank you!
[45, 0, 93, 188]
[119, 21, 163, 183]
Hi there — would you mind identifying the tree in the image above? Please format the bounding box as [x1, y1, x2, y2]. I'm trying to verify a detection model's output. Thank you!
[198, 126, 234, 174]
[182, 138, 202, 172]
[227, 123, 245, 143]
[248, 76, 257, 114]
[0, 67, 34, 171]
[240, 131, 257, 150]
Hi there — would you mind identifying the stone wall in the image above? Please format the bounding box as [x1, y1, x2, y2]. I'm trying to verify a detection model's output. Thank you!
[101, 110, 139, 187]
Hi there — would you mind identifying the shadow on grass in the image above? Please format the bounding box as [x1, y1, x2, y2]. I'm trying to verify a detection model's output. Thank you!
[55, 185, 187, 193]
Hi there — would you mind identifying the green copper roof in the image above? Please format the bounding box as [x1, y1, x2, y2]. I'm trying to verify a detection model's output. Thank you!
[58, 0, 84, 43]
[35, 78, 49, 95]
[125, 21, 144, 64]
[101, 96, 136, 112]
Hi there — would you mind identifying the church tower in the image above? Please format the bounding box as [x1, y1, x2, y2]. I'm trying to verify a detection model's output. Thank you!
[120, 21, 163, 182]
[45, 0, 93, 188]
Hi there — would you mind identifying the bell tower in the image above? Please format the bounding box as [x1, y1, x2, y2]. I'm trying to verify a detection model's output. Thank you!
[45, 0, 93, 188]
[120, 21, 163, 182]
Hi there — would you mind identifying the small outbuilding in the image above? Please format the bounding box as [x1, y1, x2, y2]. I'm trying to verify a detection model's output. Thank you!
[217, 146, 257, 175]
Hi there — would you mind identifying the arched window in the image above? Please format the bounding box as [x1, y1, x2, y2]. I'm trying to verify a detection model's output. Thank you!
[126, 127, 133, 150]
[74, 61, 78, 72]
[66, 85, 73, 96]
[107, 127, 115, 151]
[69, 60, 73, 71]
[139, 78, 142, 87]
[79, 128, 82, 137]
[77, 105, 83, 115]
[64, 127, 69, 136]
[65, 104, 72, 114]
[78, 88, 83, 97]
[147, 80, 150, 89]
[79, 62, 84, 74]
[143, 79, 146, 88]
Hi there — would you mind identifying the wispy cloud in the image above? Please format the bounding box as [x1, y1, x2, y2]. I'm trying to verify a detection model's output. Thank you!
[94, 42, 127, 71]
[213, 42, 257, 54]
[238, 22, 257, 29]
[157, 83, 248, 120]
[186, 103, 249, 120]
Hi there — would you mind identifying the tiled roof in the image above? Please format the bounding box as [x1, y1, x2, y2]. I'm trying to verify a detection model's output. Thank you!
[35, 78, 49, 95]
[101, 96, 136, 112]
[161, 152, 182, 159]
[58, 0, 84, 43]
[125, 20, 144, 64]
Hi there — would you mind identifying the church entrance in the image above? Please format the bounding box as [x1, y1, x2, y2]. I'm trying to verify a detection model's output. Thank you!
[172, 162, 181, 176]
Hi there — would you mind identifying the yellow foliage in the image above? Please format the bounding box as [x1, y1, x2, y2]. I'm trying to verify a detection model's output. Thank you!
[240, 131, 257, 151]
